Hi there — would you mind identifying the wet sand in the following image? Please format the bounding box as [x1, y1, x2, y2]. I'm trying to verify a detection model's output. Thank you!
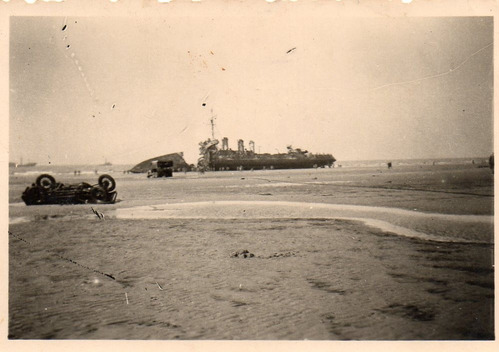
[8, 164, 496, 340]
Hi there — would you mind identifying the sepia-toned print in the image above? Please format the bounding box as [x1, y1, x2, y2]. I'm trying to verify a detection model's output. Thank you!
[6, 5, 496, 346]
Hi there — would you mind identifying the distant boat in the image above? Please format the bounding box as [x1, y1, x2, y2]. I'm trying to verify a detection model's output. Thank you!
[10, 159, 37, 168]
[100, 159, 112, 166]
[18, 162, 37, 167]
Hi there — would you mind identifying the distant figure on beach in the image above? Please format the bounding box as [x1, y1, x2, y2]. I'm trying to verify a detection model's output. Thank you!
[489, 153, 494, 174]
[387, 162, 392, 169]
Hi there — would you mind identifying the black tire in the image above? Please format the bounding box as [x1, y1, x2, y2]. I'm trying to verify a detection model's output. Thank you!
[98, 174, 116, 191]
[36, 174, 56, 190]
[90, 186, 107, 202]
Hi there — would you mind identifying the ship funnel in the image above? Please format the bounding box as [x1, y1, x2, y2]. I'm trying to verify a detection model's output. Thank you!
[249, 140, 255, 153]
[238, 139, 245, 153]
[222, 137, 229, 151]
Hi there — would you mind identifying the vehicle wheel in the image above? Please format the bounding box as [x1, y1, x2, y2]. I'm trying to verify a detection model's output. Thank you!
[98, 174, 116, 191]
[90, 186, 108, 202]
[36, 174, 56, 190]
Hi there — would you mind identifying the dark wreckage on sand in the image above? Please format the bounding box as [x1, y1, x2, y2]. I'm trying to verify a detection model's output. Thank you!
[198, 137, 336, 171]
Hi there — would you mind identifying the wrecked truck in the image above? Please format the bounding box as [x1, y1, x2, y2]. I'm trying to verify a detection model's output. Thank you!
[147, 160, 173, 178]
[21, 174, 117, 205]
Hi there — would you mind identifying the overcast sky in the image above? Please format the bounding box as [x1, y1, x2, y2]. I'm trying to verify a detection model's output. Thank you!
[9, 15, 493, 165]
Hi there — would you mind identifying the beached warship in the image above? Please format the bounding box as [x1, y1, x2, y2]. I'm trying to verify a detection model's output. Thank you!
[198, 137, 336, 171]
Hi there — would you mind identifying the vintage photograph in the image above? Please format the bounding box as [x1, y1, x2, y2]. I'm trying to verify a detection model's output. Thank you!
[5, 1, 496, 347]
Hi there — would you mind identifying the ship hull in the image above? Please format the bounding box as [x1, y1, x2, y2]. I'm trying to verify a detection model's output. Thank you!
[209, 154, 334, 171]
[129, 152, 190, 173]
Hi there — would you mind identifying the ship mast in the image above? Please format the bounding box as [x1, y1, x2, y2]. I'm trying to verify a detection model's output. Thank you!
[210, 109, 217, 140]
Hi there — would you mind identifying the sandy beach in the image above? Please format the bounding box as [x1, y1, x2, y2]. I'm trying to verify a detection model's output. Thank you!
[8, 163, 495, 340]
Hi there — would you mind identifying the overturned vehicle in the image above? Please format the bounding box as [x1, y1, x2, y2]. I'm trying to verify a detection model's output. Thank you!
[22, 174, 117, 205]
